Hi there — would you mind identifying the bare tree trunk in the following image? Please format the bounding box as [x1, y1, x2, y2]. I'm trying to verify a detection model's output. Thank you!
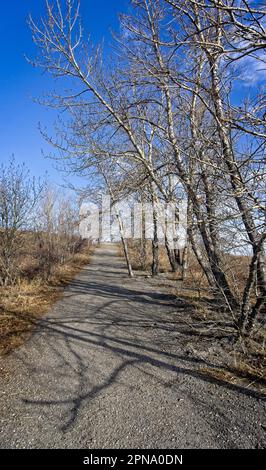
[116, 211, 134, 278]
[165, 236, 179, 273]
[238, 236, 266, 334]
[140, 240, 147, 270]
[244, 291, 266, 334]
[152, 203, 159, 276]
[189, 224, 215, 287]
[164, 210, 179, 273]
[181, 245, 188, 280]
[174, 249, 182, 266]
[140, 199, 147, 270]
[180, 195, 192, 281]
[149, 183, 160, 277]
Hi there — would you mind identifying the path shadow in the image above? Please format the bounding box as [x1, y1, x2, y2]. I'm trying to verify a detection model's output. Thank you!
[65, 278, 178, 307]
[17, 312, 265, 433]
[2, 247, 265, 440]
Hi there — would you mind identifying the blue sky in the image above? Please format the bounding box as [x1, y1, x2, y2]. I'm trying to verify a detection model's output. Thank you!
[0, 0, 129, 186]
[0, 1, 263, 189]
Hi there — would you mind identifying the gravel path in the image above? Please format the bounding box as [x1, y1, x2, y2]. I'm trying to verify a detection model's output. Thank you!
[0, 245, 265, 449]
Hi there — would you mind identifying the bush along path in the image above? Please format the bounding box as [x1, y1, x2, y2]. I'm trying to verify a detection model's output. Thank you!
[0, 245, 265, 449]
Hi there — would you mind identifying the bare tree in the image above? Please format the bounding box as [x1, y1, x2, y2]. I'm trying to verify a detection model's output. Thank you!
[36, 187, 81, 279]
[0, 157, 43, 285]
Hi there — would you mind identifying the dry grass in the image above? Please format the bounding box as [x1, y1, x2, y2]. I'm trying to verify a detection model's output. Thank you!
[125, 239, 265, 394]
[0, 245, 92, 356]
[199, 357, 266, 396]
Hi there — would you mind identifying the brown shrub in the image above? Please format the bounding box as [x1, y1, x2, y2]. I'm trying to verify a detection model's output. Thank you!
[0, 240, 92, 356]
